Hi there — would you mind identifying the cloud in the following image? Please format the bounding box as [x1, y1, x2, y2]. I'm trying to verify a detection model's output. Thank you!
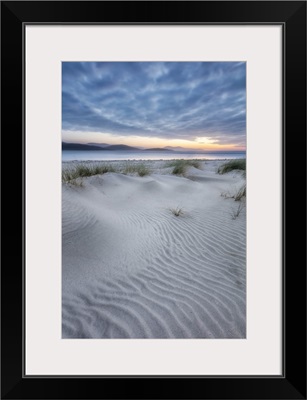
[62, 62, 246, 145]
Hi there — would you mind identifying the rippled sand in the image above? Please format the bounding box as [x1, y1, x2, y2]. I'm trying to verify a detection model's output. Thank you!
[62, 160, 246, 338]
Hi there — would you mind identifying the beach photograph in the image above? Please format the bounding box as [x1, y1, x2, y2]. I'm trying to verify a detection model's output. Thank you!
[62, 62, 246, 339]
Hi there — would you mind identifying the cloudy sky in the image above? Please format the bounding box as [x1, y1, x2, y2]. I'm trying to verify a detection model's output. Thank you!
[62, 62, 246, 150]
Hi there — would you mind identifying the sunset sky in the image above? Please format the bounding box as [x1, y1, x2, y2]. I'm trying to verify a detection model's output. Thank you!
[62, 62, 246, 151]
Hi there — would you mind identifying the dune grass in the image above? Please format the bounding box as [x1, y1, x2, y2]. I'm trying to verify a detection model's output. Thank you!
[62, 164, 115, 183]
[221, 184, 246, 201]
[62, 162, 150, 184]
[231, 201, 245, 220]
[170, 206, 184, 217]
[62, 177, 84, 188]
[167, 160, 201, 175]
[234, 184, 246, 201]
[122, 163, 150, 177]
[218, 160, 246, 201]
[218, 159, 246, 175]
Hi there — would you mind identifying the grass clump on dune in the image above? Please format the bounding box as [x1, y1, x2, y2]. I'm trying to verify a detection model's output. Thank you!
[218, 159, 246, 175]
[234, 184, 246, 201]
[219, 159, 246, 206]
[170, 206, 184, 217]
[167, 159, 201, 175]
[221, 184, 246, 201]
[231, 201, 245, 220]
[122, 163, 150, 177]
[62, 164, 115, 183]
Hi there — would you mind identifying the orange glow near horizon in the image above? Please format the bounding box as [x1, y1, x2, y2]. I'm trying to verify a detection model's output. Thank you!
[62, 130, 246, 151]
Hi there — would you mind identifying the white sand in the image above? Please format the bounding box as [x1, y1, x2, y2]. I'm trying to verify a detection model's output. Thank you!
[62, 160, 246, 338]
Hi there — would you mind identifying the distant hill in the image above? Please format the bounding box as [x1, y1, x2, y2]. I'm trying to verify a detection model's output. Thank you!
[63, 142, 180, 152]
[62, 142, 105, 151]
[63, 142, 142, 151]
[164, 146, 188, 151]
[87, 142, 109, 148]
[103, 144, 142, 151]
[145, 148, 173, 152]
[163, 146, 210, 153]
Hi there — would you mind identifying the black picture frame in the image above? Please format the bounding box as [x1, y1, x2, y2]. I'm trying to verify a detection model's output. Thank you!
[1, 1, 306, 399]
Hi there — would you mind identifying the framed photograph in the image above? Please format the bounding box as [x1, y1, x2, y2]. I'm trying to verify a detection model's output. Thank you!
[1, 1, 306, 399]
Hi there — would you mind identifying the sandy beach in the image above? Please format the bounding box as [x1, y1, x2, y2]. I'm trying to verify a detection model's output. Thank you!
[62, 159, 246, 338]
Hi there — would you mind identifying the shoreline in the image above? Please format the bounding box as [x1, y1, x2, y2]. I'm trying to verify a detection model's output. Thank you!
[62, 157, 242, 163]
[62, 151, 246, 163]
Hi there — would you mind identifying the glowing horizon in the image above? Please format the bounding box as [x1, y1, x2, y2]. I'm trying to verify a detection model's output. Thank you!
[62, 62, 246, 151]
[62, 130, 245, 151]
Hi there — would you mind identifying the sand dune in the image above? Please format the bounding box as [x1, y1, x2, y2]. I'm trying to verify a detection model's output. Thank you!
[62, 160, 246, 338]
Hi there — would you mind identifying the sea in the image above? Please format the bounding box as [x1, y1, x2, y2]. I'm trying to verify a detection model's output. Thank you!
[62, 150, 246, 162]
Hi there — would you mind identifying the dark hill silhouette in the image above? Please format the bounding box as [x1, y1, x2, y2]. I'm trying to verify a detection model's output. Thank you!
[103, 144, 141, 151]
[62, 142, 105, 151]
[145, 148, 173, 152]
[63, 142, 142, 151]
[87, 142, 109, 147]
